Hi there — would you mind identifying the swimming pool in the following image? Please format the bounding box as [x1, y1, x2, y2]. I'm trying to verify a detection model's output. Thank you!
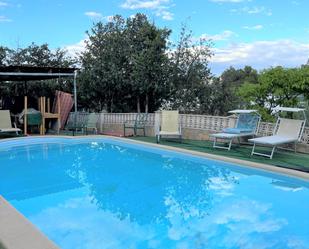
[0, 137, 308, 249]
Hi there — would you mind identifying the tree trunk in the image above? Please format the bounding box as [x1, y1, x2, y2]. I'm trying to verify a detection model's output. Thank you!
[99, 100, 102, 112]
[137, 96, 141, 113]
[145, 94, 149, 113]
[110, 96, 113, 113]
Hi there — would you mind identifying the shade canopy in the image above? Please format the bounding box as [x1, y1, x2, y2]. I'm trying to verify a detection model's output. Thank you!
[0, 65, 76, 81]
[273, 107, 305, 113]
[273, 107, 307, 122]
[228, 109, 259, 114]
[0, 65, 78, 113]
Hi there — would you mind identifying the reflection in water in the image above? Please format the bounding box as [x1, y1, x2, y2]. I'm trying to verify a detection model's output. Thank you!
[72, 143, 236, 226]
[271, 180, 304, 192]
[0, 141, 308, 249]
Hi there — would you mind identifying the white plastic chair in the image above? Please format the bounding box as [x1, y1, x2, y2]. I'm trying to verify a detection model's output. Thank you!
[156, 110, 182, 143]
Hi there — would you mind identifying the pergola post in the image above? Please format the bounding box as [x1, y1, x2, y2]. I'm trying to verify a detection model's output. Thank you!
[73, 70, 78, 126]
[24, 96, 27, 135]
[73, 70, 78, 113]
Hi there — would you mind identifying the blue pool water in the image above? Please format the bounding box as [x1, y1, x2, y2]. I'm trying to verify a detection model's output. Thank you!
[0, 138, 308, 249]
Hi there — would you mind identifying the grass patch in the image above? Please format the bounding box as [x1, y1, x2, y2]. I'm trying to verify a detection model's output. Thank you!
[0, 241, 6, 249]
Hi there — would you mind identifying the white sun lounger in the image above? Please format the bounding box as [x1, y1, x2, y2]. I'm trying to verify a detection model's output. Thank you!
[156, 110, 182, 143]
[0, 110, 21, 135]
[210, 110, 260, 150]
[249, 107, 306, 159]
[212, 132, 256, 150]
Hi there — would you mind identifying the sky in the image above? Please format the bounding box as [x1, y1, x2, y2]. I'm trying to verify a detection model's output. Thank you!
[0, 0, 309, 74]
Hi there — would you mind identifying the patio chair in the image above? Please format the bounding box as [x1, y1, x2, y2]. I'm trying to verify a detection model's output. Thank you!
[124, 113, 148, 136]
[0, 110, 21, 135]
[26, 113, 42, 134]
[84, 113, 98, 135]
[156, 110, 182, 143]
[249, 107, 306, 159]
[65, 114, 86, 136]
[210, 110, 261, 150]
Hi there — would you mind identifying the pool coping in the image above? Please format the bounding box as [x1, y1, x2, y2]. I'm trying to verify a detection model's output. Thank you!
[0, 196, 59, 249]
[0, 135, 308, 249]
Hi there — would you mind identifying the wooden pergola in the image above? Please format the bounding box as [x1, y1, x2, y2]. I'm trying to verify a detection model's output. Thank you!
[0, 66, 78, 135]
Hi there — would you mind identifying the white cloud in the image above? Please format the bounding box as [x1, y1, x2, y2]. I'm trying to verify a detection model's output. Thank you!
[164, 192, 293, 249]
[0, 1, 7, 7]
[231, 6, 272, 16]
[208, 176, 236, 196]
[85, 11, 103, 19]
[200, 30, 236, 41]
[64, 39, 87, 57]
[121, 0, 174, 20]
[0, 15, 11, 22]
[210, 39, 309, 74]
[31, 196, 155, 249]
[273, 186, 303, 192]
[243, 24, 263, 30]
[291, 0, 300, 5]
[84, 12, 116, 23]
[210, 0, 248, 2]
[156, 9, 173, 20]
[121, 0, 169, 9]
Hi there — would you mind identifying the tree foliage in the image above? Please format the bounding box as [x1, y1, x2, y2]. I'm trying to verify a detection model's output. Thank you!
[0, 46, 10, 66]
[238, 66, 309, 120]
[126, 14, 171, 113]
[79, 16, 127, 112]
[79, 14, 171, 112]
[163, 25, 213, 113]
[204, 66, 258, 116]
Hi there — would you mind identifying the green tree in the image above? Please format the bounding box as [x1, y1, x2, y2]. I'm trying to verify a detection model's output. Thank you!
[8, 43, 75, 67]
[299, 65, 309, 100]
[126, 14, 171, 113]
[80, 14, 171, 112]
[0, 46, 10, 66]
[238, 66, 309, 120]
[79, 15, 128, 112]
[165, 25, 213, 113]
[209, 66, 258, 116]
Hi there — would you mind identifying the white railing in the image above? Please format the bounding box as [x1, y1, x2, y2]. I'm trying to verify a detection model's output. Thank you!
[179, 114, 236, 131]
[68, 112, 236, 131]
[67, 112, 309, 145]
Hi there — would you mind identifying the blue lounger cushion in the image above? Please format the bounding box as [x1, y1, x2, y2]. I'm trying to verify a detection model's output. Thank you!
[222, 128, 253, 134]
